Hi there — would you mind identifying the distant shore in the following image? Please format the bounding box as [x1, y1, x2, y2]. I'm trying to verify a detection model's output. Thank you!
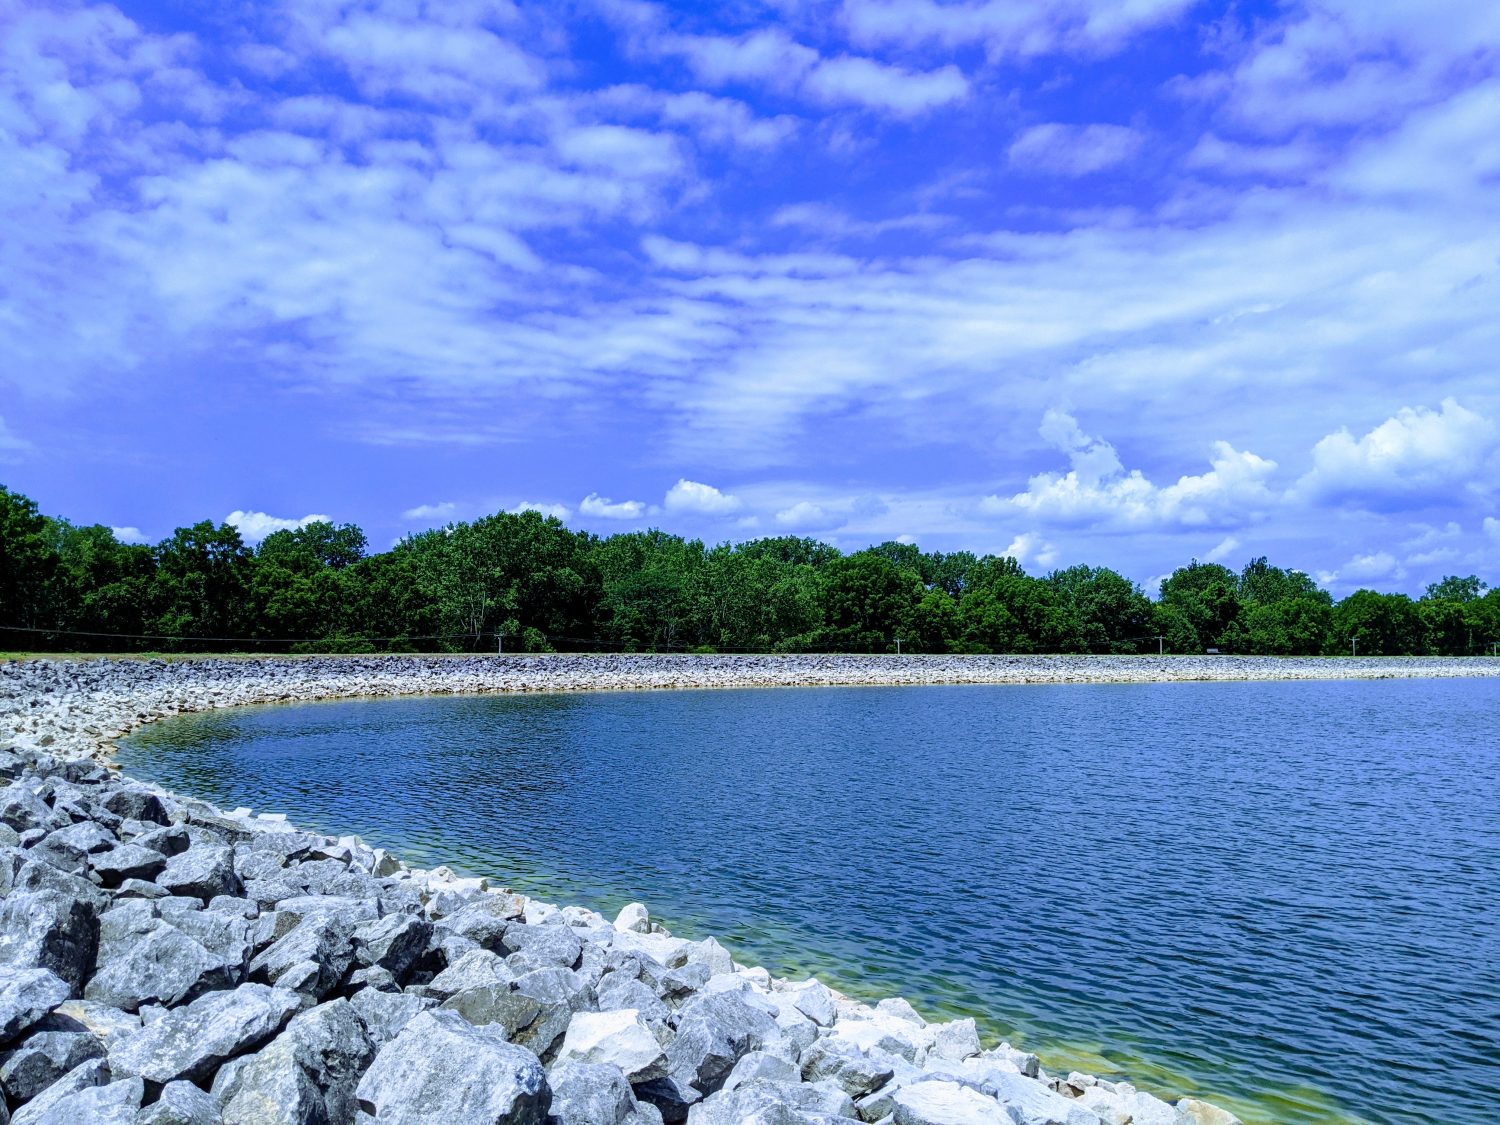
[5, 652, 1500, 767]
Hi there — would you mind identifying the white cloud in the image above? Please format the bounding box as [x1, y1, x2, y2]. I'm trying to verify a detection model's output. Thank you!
[402, 501, 459, 521]
[1002, 531, 1057, 568]
[803, 57, 968, 114]
[896, 533, 917, 545]
[1008, 123, 1143, 175]
[225, 510, 330, 543]
[842, 0, 1197, 58]
[775, 500, 832, 529]
[1322, 551, 1407, 587]
[1296, 399, 1499, 508]
[990, 410, 1279, 529]
[554, 125, 682, 178]
[510, 500, 570, 519]
[663, 479, 742, 514]
[110, 526, 148, 544]
[580, 492, 645, 520]
[1485, 517, 1500, 543]
[1204, 535, 1241, 563]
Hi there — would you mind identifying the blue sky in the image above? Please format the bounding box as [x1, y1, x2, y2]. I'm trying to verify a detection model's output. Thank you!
[2, 0, 1498, 594]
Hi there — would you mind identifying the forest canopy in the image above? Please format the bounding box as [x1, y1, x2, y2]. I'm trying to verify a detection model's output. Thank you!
[2, 485, 1496, 657]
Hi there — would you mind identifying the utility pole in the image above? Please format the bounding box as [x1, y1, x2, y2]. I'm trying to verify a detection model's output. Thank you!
[496, 632, 504, 655]
[1156, 635, 1164, 655]
[1352, 637, 1358, 658]
[895, 637, 902, 655]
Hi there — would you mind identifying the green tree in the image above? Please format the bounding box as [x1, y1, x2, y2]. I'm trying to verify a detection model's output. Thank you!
[150, 522, 254, 641]
[0, 485, 58, 633]
[800, 550, 923, 652]
[1330, 590, 1427, 656]
[1157, 561, 1241, 652]
[1046, 565, 1153, 653]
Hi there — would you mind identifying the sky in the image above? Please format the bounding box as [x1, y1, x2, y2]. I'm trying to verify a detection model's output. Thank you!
[2, 0, 1498, 595]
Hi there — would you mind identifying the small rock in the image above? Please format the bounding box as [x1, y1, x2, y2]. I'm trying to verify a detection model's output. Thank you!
[614, 904, 651, 934]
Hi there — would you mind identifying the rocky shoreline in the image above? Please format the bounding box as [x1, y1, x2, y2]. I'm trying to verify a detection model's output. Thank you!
[3, 655, 1490, 1124]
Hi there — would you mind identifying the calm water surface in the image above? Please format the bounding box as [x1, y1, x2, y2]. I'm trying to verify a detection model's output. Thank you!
[119, 680, 1500, 1125]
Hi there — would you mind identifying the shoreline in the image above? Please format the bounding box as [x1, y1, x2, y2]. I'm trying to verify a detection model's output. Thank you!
[2, 656, 1481, 1123]
[6, 653, 1499, 767]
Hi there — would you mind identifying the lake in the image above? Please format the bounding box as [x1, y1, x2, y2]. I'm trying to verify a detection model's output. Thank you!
[118, 679, 1500, 1125]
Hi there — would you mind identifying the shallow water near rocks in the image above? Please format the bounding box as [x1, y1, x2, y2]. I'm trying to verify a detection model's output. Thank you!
[119, 679, 1500, 1125]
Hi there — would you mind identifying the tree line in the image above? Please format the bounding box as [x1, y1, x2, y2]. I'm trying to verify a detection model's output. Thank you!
[2, 484, 1496, 657]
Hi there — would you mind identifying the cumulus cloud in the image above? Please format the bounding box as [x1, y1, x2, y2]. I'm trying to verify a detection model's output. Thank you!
[1008, 123, 1144, 175]
[1296, 399, 1499, 508]
[510, 501, 570, 519]
[1204, 535, 1241, 563]
[580, 493, 645, 520]
[803, 57, 968, 114]
[225, 510, 330, 543]
[775, 500, 832, 529]
[110, 526, 148, 544]
[402, 501, 459, 521]
[663, 479, 742, 514]
[1002, 531, 1058, 568]
[1318, 551, 1408, 588]
[842, 0, 1197, 57]
[990, 410, 1279, 529]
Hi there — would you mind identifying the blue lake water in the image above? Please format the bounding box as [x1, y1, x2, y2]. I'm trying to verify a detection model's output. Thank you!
[118, 679, 1500, 1125]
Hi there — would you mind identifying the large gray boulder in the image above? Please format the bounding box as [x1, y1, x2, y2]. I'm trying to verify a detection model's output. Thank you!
[440, 983, 542, 1041]
[892, 1082, 1022, 1125]
[351, 914, 430, 982]
[219, 998, 374, 1125]
[354, 1008, 549, 1123]
[107, 982, 300, 1084]
[249, 913, 354, 1000]
[0, 1027, 105, 1100]
[427, 948, 513, 999]
[686, 1078, 858, 1125]
[554, 1008, 667, 1083]
[89, 844, 167, 886]
[28, 822, 116, 875]
[100, 788, 169, 826]
[157, 845, 240, 901]
[986, 1072, 1101, 1125]
[501, 924, 582, 970]
[84, 909, 237, 1012]
[349, 989, 433, 1049]
[666, 992, 784, 1101]
[13, 1077, 143, 1125]
[0, 891, 98, 993]
[436, 896, 525, 950]
[134, 1079, 222, 1124]
[800, 1037, 895, 1099]
[547, 1060, 642, 1125]
[0, 968, 70, 1044]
